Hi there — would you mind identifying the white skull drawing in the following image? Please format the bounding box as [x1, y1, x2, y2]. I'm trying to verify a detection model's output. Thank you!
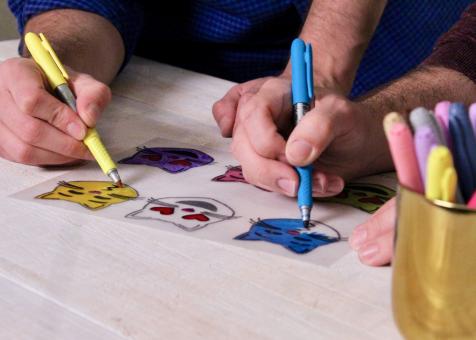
[126, 197, 236, 231]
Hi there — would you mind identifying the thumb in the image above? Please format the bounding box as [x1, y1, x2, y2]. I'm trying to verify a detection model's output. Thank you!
[285, 107, 335, 167]
[70, 72, 112, 128]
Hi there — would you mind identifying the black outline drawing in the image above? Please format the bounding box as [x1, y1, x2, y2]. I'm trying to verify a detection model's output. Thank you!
[235, 218, 343, 254]
[36, 180, 139, 210]
[318, 182, 396, 213]
[212, 165, 247, 183]
[118, 146, 215, 174]
[125, 196, 236, 231]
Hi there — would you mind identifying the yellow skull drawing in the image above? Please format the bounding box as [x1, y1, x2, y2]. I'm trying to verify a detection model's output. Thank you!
[36, 181, 138, 210]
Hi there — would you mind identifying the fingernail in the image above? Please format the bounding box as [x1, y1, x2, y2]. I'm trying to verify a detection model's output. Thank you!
[359, 244, 379, 262]
[277, 178, 297, 196]
[219, 116, 232, 133]
[66, 122, 85, 140]
[313, 174, 327, 193]
[328, 178, 344, 193]
[86, 104, 100, 124]
[350, 227, 367, 250]
[289, 139, 314, 163]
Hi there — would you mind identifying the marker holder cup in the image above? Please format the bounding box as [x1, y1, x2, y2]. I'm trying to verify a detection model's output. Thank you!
[393, 187, 476, 339]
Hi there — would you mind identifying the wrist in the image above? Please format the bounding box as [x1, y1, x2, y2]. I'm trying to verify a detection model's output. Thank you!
[281, 58, 350, 97]
[24, 9, 124, 83]
[353, 101, 394, 174]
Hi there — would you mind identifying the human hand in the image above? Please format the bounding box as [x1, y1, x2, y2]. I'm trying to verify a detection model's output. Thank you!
[349, 197, 396, 266]
[0, 57, 111, 165]
[214, 76, 313, 195]
[213, 76, 391, 196]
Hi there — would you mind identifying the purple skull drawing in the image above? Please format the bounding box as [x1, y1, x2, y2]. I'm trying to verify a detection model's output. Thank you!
[119, 147, 214, 173]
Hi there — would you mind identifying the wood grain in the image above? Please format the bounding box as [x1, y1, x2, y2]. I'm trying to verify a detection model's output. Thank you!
[0, 40, 401, 339]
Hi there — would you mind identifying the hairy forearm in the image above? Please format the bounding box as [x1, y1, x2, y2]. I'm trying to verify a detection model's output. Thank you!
[355, 66, 476, 172]
[284, 0, 387, 95]
[360, 66, 476, 117]
[24, 9, 124, 83]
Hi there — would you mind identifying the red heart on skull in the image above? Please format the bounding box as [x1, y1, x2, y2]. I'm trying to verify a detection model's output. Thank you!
[150, 206, 175, 215]
[182, 213, 209, 221]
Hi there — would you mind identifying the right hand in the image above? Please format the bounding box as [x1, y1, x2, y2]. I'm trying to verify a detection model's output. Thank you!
[0, 57, 112, 165]
[214, 76, 391, 196]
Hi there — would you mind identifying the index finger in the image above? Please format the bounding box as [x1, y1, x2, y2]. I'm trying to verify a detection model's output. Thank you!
[238, 78, 292, 160]
[6, 59, 88, 140]
[213, 77, 270, 137]
[71, 72, 111, 127]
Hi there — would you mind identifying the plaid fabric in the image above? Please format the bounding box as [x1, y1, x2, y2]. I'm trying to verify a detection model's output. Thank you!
[8, 0, 474, 97]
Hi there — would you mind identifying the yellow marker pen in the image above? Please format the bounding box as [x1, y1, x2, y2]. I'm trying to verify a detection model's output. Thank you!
[441, 167, 457, 203]
[24, 32, 123, 186]
[426, 146, 454, 201]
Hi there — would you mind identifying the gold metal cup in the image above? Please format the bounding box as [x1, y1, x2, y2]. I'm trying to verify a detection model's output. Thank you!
[393, 187, 476, 339]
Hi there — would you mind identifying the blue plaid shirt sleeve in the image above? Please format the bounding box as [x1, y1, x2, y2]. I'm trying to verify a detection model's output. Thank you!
[8, 0, 144, 65]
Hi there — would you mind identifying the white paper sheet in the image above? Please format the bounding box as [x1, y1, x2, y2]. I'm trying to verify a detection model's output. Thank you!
[11, 137, 397, 266]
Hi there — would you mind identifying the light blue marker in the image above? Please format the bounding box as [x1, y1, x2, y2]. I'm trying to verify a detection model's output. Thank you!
[291, 39, 314, 228]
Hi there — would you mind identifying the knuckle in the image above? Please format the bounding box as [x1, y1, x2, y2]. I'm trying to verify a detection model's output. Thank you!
[16, 144, 35, 164]
[240, 98, 265, 123]
[319, 117, 333, 139]
[63, 140, 83, 157]
[21, 120, 42, 144]
[18, 91, 42, 116]
[1, 58, 20, 75]
[96, 83, 112, 103]
[254, 131, 277, 157]
[212, 101, 225, 119]
[48, 105, 70, 128]
[264, 76, 287, 90]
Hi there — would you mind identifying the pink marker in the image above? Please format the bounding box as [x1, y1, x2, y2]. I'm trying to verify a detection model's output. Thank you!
[435, 101, 452, 150]
[469, 103, 476, 140]
[387, 122, 424, 194]
[468, 191, 476, 209]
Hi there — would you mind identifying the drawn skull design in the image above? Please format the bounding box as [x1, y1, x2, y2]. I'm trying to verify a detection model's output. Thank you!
[126, 197, 235, 231]
[212, 166, 247, 183]
[119, 147, 214, 173]
[235, 218, 341, 254]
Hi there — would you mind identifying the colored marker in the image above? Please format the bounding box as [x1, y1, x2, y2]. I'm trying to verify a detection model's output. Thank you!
[25, 32, 123, 186]
[468, 191, 476, 208]
[435, 101, 451, 148]
[469, 103, 476, 140]
[291, 38, 314, 228]
[384, 113, 424, 193]
[449, 103, 476, 201]
[414, 126, 438, 186]
[409, 107, 446, 145]
[426, 146, 455, 201]
[441, 167, 457, 203]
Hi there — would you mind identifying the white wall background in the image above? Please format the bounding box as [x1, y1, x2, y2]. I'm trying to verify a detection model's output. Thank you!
[0, 1, 19, 40]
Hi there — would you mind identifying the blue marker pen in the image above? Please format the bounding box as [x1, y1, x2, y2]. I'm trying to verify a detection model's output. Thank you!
[449, 103, 476, 201]
[291, 39, 314, 228]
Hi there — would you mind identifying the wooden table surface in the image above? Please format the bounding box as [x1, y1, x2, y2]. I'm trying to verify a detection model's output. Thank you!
[0, 39, 401, 340]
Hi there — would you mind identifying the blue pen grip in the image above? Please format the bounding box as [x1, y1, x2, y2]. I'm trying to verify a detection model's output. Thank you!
[297, 165, 313, 207]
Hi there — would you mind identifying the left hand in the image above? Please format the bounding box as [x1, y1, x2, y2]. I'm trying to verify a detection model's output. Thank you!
[349, 197, 396, 266]
[213, 75, 391, 196]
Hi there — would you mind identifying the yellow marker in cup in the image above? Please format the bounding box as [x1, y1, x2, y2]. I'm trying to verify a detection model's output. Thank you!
[426, 146, 456, 202]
